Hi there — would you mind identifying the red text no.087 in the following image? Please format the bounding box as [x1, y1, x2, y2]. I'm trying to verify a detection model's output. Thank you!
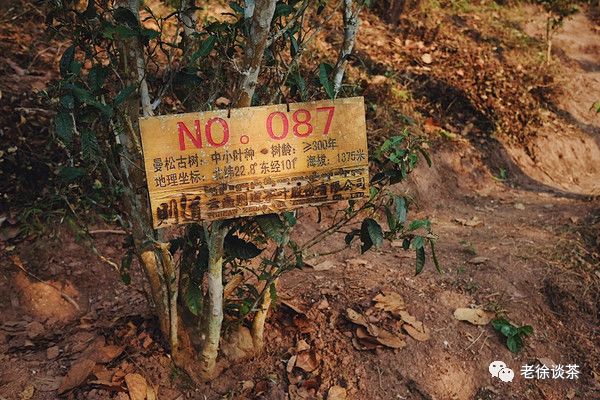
[176, 106, 336, 151]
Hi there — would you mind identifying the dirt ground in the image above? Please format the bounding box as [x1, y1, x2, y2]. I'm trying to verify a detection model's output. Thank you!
[1, 1, 599, 400]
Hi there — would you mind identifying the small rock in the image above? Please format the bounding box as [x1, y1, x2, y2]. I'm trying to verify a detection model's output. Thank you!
[241, 380, 254, 391]
[46, 345, 60, 360]
[514, 203, 525, 210]
[26, 321, 45, 339]
[421, 53, 433, 64]
[313, 260, 334, 271]
[317, 298, 330, 310]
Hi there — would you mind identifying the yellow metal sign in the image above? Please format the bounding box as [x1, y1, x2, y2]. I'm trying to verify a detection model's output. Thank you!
[139, 97, 369, 228]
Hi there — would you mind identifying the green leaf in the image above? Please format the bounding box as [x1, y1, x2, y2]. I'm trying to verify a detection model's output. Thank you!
[318, 63, 334, 99]
[256, 214, 286, 245]
[269, 282, 277, 302]
[345, 229, 360, 245]
[283, 211, 296, 227]
[360, 218, 383, 253]
[395, 196, 407, 223]
[70, 61, 82, 76]
[402, 238, 410, 250]
[60, 45, 75, 78]
[408, 219, 430, 232]
[229, 2, 244, 14]
[289, 34, 299, 57]
[141, 28, 160, 39]
[114, 6, 139, 29]
[114, 85, 136, 105]
[517, 325, 533, 336]
[288, 71, 306, 100]
[58, 166, 86, 183]
[274, 3, 294, 17]
[72, 86, 113, 117]
[101, 24, 139, 39]
[506, 334, 523, 353]
[224, 234, 262, 260]
[190, 36, 217, 63]
[89, 65, 109, 92]
[491, 318, 510, 332]
[384, 206, 396, 231]
[81, 129, 100, 161]
[415, 246, 426, 275]
[411, 235, 424, 250]
[60, 95, 75, 109]
[184, 280, 202, 316]
[54, 111, 74, 146]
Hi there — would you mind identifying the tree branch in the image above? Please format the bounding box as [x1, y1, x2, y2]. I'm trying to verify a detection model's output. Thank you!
[332, 0, 361, 98]
[235, 0, 277, 107]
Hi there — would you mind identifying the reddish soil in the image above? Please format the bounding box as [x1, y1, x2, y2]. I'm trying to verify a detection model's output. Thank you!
[1, 1, 599, 400]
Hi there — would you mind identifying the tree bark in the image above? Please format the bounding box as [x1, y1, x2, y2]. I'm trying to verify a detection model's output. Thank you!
[236, 0, 277, 107]
[114, 0, 203, 381]
[199, 221, 229, 379]
[180, 0, 197, 55]
[333, 0, 360, 98]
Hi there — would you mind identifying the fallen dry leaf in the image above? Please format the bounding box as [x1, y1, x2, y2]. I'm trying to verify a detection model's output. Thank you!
[453, 308, 495, 325]
[295, 351, 318, 372]
[346, 308, 369, 327]
[403, 324, 430, 342]
[146, 385, 157, 400]
[375, 329, 406, 349]
[296, 339, 310, 352]
[328, 385, 347, 400]
[355, 326, 371, 340]
[19, 385, 34, 400]
[351, 337, 379, 351]
[93, 367, 114, 382]
[373, 292, 405, 316]
[92, 344, 124, 363]
[58, 358, 96, 394]
[124, 373, 147, 400]
[286, 355, 297, 373]
[398, 311, 420, 328]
